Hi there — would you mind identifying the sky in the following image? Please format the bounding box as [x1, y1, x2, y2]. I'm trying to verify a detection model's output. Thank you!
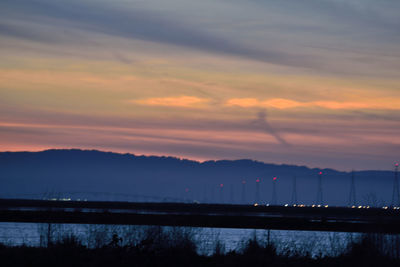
[0, 0, 399, 170]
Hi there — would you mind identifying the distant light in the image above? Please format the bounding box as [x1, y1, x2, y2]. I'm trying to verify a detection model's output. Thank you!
[284, 204, 288, 207]
[256, 179, 260, 183]
[396, 163, 399, 167]
[318, 171, 323, 175]
[185, 188, 189, 192]
[324, 205, 329, 208]
[273, 177, 277, 181]
[317, 205, 321, 208]
[242, 180, 246, 184]
[358, 206, 362, 208]
[220, 183, 224, 187]
[254, 203, 258, 206]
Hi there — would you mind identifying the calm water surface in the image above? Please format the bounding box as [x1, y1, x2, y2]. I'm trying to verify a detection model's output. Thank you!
[0, 222, 356, 256]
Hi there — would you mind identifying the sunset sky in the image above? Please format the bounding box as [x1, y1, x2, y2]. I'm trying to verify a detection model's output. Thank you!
[1, 0, 399, 170]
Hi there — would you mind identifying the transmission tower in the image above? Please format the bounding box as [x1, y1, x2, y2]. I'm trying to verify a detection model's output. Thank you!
[348, 170, 356, 206]
[291, 176, 298, 205]
[184, 188, 190, 203]
[219, 184, 224, 203]
[316, 171, 323, 205]
[210, 186, 215, 203]
[391, 163, 399, 207]
[229, 184, 234, 204]
[202, 185, 208, 203]
[241, 180, 246, 204]
[255, 178, 260, 203]
[271, 177, 277, 205]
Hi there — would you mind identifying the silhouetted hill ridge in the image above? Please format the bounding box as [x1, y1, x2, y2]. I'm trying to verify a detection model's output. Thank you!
[0, 149, 395, 205]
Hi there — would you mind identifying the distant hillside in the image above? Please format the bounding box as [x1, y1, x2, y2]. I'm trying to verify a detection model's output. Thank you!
[0, 149, 395, 206]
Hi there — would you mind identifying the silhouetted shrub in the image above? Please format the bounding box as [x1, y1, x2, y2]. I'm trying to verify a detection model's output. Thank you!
[3, 226, 400, 267]
[346, 235, 381, 258]
[53, 234, 85, 249]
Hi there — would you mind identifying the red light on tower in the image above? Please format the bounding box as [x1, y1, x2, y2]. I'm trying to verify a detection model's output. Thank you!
[396, 163, 399, 167]
[220, 183, 224, 187]
[256, 179, 260, 183]
[319, 171, 323, 175]
[273, 177, 277, 181]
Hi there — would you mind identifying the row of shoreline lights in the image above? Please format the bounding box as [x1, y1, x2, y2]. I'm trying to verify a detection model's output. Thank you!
[252, 203, 400, 210]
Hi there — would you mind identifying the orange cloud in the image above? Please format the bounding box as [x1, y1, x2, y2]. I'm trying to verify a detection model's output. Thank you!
[263, 98, 304, 109]
[225, 98, 261, 108]
[226, 98, 304, 109]
[312, 101, 373, 110]
[132, 96, 210, 108]
[225, 98, 400, 110]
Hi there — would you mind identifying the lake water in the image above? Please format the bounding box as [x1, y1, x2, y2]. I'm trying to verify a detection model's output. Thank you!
[0, 222, 357, 256]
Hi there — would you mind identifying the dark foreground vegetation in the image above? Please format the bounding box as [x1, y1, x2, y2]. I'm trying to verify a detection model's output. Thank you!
[1, 227, 400, 267]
